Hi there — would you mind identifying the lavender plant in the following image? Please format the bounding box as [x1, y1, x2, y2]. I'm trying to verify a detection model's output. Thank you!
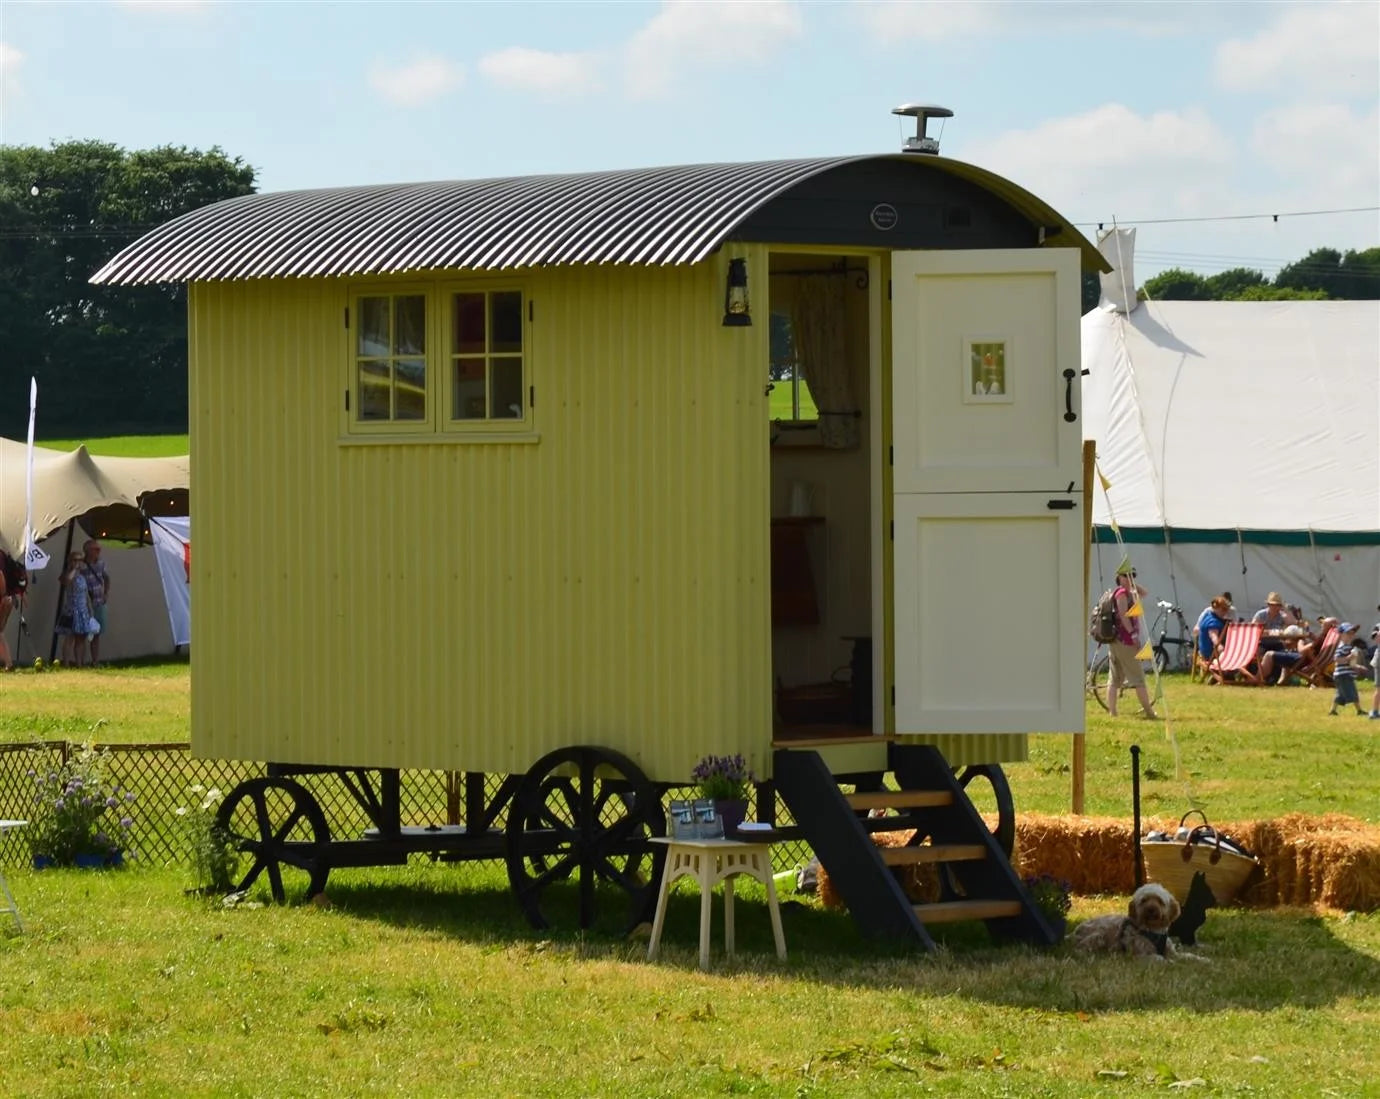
[27, 744, 134, 866]
[690, 754, 754, 801]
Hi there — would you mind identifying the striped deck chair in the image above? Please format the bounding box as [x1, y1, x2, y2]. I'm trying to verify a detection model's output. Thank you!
[1294, 627, 1341, 689]
[1207, 622, 1264, 686]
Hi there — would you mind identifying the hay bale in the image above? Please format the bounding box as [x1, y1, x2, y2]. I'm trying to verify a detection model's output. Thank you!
[816, 830, 941, 910]
[1013, 814, 1138, 896]
[814, 812, 1380, 914]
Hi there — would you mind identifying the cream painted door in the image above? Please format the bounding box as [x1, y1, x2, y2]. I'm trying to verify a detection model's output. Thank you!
[892, 249, 1082, 495]
[891, 248, 1084, 735]
[893, 492, 1084, 733]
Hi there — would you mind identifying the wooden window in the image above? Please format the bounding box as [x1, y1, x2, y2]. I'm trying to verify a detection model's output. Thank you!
[448, 290, 525, 425]
[346, 282, 531, 440]
[352, 292, 428, 428]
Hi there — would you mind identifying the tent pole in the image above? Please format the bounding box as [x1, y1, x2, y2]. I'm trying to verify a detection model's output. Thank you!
[1074, 440, 1095, 815]
[1236, 529, 1249, 618]
[48, 519, 76, 663]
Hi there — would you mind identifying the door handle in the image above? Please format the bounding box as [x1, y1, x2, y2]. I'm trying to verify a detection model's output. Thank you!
[1062, 368, 1077, 423]
[1047, 498, 1076, 510]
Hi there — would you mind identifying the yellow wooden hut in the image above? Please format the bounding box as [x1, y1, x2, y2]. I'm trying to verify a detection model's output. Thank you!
[94, 107, 1104, 945]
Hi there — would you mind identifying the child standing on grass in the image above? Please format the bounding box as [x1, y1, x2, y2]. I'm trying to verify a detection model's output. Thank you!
[1328, 623, 1365, 716]
[1369, 625, 1380, 719]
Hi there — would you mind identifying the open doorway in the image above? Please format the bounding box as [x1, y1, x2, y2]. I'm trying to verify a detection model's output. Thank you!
[767, 252, 876, 739]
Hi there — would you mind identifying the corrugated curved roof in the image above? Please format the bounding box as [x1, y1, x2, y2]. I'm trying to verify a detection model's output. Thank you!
[90, 154, 1104, 285]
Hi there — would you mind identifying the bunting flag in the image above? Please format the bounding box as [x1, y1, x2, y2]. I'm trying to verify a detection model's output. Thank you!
[1126, 601, 1143, 617]
[1116, 554, 1132, 576]
[1135, 642, 1154, 661]
[1097, 469, 1112, 492]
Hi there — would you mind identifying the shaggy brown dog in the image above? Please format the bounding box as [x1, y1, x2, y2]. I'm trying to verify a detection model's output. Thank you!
[1071, 882, 1204, 961]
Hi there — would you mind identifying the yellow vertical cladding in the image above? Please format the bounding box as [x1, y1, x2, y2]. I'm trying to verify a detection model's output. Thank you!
[188, 252, 775, 782]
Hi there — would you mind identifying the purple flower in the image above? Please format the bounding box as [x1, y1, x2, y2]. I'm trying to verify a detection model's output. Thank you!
[106, 797, 119, 809]
[54, 798, 65, 810]
[120, 817, 133, 829]
[125, 792, 136, 804]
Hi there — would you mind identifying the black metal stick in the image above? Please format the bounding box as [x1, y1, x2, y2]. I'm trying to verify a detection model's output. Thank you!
[1130, 744, 1144, 887]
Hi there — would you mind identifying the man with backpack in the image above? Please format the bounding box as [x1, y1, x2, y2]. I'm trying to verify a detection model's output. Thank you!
[1106, 568, 1159, 720]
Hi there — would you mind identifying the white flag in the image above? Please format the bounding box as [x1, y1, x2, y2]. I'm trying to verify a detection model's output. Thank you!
[22, 377, 48, 570]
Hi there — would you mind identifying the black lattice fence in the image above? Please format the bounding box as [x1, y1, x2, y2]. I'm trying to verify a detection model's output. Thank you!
[1, 742, 817, 889]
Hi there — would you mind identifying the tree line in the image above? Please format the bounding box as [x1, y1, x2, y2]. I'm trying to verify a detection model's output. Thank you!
[1, 140, 1376, 439]
[1, 140, 255, 440]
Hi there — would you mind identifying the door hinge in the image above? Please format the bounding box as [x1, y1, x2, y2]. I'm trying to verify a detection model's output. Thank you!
[888, 444, 893, 466]
[889, 519, 894, 540]
[529, 384, 535, 409]
[344, 307, 349, 329]
[887, 279, 892, 301]
[1046, 498, 1076, 510]
[890, 685, 895, 706]
[344, 389, 350, 412]
[528, 300, 534, 322]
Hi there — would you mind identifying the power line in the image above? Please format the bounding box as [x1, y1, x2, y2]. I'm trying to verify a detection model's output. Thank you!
[1077, 205, 1380, 230]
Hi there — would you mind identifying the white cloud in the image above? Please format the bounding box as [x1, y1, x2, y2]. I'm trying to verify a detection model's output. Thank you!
[479, 47, 602, 99]
[368, 56, 464, 108]
[1251, 102, 1380, 199]
[1216, 2, 1380, 96]
[1, 41, 22, 99]
[115, 0, 211, 10]
[956, 103, 1235, 221]
[855, 0, 1213, 42]
[624, 0, 803, 99]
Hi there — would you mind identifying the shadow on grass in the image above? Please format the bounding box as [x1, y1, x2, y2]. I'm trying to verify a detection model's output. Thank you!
[295, 864, 1380, 1012]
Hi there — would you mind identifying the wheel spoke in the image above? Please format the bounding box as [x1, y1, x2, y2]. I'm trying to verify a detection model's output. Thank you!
[271, 804, 308, 845]
[522, 852, 577, 893]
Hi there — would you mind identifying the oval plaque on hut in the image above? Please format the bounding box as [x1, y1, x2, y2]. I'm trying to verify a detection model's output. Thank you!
[870, 203, 899, 231]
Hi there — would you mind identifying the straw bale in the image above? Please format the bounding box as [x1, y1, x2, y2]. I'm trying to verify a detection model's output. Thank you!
[817, 830, 940, 910]
[813, 812, 1380, 914]
[1013, 814, 1138, 896]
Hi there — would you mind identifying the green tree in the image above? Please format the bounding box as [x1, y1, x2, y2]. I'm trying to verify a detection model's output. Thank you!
[0, 141, 255, 439]
[1205, 267, 1269, 299]
[1274, 246, 1380, 299]
[1140, 267, 1209, 301]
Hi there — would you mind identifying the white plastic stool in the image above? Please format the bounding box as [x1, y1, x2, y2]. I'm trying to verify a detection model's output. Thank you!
[647, 837, 787, 969]
[1, 820, 27, 932]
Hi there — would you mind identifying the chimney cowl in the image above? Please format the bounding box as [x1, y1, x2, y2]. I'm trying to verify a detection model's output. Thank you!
[892, 103, 952, 155]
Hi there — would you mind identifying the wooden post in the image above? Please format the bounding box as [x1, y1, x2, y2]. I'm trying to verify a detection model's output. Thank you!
[1074, 439, 1095, 814]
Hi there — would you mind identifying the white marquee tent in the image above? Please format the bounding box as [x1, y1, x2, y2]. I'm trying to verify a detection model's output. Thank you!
[1082, 230, 1380, 637]
[1, 437, 189, 663]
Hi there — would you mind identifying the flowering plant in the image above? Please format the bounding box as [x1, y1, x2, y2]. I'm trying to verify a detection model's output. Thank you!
[1022, 873, 1072, 923]
[175, 783, 239, 894]
[690, 754, 754, 802]
[27, 743, 134, 866]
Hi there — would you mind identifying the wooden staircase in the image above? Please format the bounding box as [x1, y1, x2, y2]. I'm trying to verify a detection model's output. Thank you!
[773, 744, 1057, 949]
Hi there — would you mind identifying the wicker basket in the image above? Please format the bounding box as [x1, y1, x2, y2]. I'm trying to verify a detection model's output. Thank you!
[1141, 810, 1262, 904]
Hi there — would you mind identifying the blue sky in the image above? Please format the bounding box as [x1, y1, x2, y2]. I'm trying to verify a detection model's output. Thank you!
[2, 0, 1377, 281]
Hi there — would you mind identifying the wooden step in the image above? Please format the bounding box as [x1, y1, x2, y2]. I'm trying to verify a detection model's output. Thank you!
[913, 899, 1022, 924]
[846, 790, 953, 811]
[879, 843, 986, 867]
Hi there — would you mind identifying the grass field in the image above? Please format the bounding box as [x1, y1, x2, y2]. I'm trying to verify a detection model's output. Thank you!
[2, 665, 1378, 1096]
[36, 434, 189, 457]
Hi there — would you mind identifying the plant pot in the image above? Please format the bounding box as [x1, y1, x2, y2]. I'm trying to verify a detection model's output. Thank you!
[73, 851, 123, 870]
[32, 854, 55, 871]
[714, 798, 749, 836]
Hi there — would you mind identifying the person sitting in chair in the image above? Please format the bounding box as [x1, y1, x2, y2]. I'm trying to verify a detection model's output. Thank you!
[1195, 595, 1231, 665]
[1252, 593, 1297, 653]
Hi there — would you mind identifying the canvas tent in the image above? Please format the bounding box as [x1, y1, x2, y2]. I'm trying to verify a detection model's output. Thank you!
[1082, 230, 1380, 631]
[0, 437, 189, 662]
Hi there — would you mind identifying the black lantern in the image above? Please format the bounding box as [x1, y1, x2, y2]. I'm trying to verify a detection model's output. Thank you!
[722, 257, 751, 327]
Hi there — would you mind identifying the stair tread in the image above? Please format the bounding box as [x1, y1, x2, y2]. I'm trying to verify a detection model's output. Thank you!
[913, 899, 1023, 923]
[879, 844, 986, 865]
[846, 790, 953, 810]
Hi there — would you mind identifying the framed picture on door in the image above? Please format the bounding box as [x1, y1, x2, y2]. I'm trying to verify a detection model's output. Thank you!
[963, 337, 1012, 404]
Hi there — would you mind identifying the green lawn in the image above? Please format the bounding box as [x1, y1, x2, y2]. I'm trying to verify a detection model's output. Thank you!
[36, 434, 188, 457]
[1, 665, 1378, 1096]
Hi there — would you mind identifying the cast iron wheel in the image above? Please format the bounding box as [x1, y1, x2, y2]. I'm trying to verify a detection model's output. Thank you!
[214, 776, 331, 903]
[1087, 647, 1110, 710]
[954, 763, 1016, 858]
[505, 746, 665, 932]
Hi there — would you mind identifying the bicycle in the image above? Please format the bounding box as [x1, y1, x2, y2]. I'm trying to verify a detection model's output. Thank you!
[1149, 600, 1194, 674]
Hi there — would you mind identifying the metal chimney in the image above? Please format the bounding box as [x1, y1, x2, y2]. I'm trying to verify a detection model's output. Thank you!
[892, 104, 952, 155]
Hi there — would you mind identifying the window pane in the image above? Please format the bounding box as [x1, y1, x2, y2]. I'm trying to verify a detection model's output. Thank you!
[491, 357, 523, 419]
[394, 295, 426, 356]
[358, 297, 389, 357]
[358, 360, 391, 421]
[453, 358, 486, 420]
[491, 291, 523, 354]
[396, 358, 427, 420]
[452, 293, 486, 355]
